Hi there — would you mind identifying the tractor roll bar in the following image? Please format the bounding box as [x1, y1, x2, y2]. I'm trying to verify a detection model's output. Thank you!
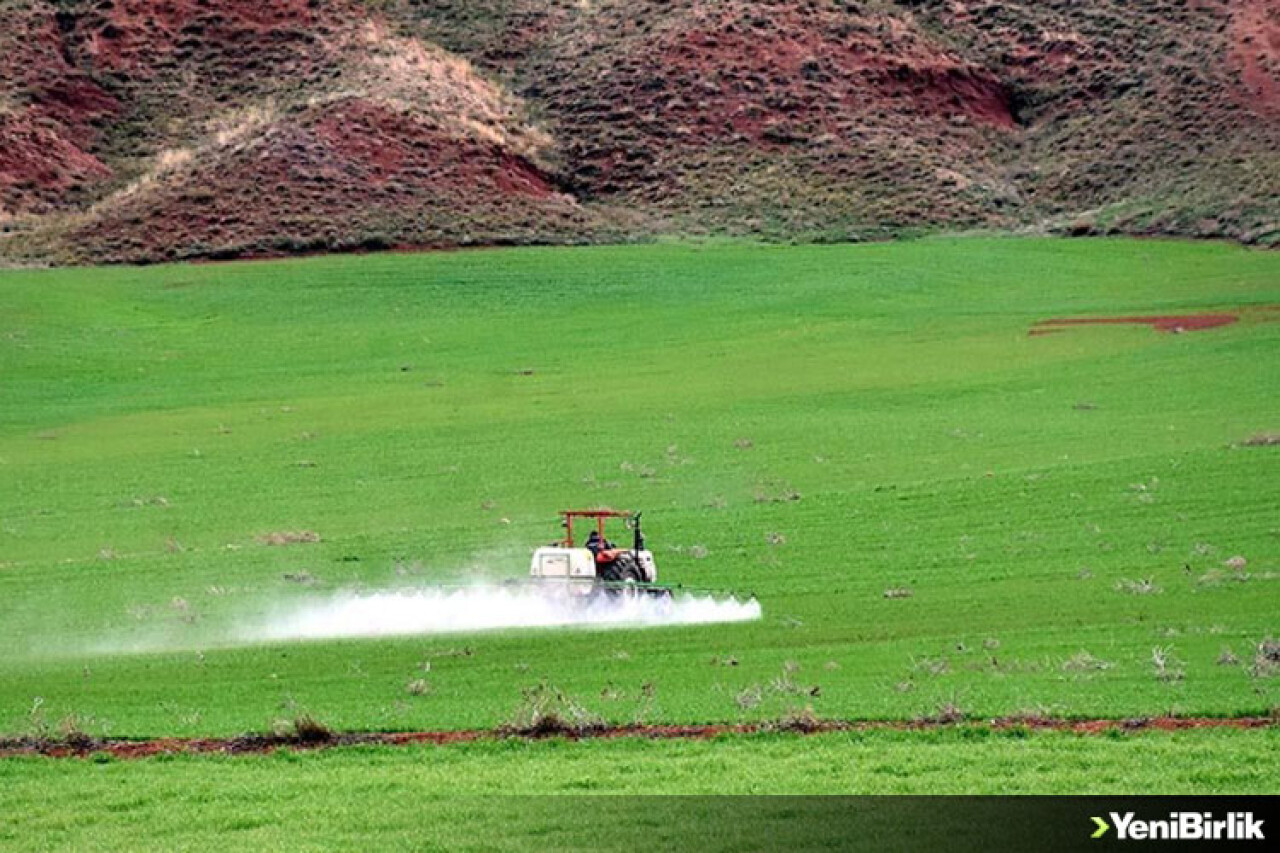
[557, 509, 633, 548]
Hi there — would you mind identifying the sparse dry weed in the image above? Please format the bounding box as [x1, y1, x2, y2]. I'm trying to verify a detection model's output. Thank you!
[1115, 577, 1161, 595]
[1150, 646, 1186, 682]
[1250, 638, 1280, 678]
[259, 531, 321, 546]
[1061, 651, 1113, 673]
[501, 683, 604, 737]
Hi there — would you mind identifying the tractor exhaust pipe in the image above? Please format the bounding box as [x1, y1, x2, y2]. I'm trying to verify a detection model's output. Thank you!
[632, 512, 645, 556]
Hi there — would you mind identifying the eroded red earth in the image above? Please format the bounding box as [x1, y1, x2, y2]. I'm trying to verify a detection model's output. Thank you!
[1230, 0, 1280, 115]
[2, 716, 1272, 761]
[1030, 313, 1240, 336]
[2, 1, 1278, 257]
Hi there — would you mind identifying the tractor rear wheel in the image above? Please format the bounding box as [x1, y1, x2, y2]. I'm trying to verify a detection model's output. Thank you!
[599, 553, 644, 597]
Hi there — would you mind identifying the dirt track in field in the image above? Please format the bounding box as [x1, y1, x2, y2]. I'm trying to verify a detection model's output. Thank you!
[2, 717, 1274, 760]
[1029, 313, 1240, 336]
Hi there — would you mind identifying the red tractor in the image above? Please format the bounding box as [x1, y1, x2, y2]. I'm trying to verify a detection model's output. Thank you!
[529, 510, 666, 599]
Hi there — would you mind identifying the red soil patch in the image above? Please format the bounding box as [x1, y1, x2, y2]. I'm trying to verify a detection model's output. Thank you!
[1229, 0, 1280, 115]
[1031, 313, 1239, 336]
[0, 116, 112, 202]
[656, 5, 1016, 144]
[0, 3, 120, 215]
[311, 101, 556, 199]
[0, 7, 120, 136]
[2, 716, 1271, 760]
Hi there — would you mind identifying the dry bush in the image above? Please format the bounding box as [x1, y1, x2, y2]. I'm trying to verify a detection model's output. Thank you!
[1196, 569, 1224, 586]
[1239, 433, 1280, 447]
[633, 682, 658, 724]
[1216, 646, 1239, 666]
[911, 656, 950, 677]
[501, 683, 604, 737]
[732, 662, 820, 714]
[405, 678, 429, 696]
[1251, 638, 1280, 678]
[770, 661, 803, 695]
[769, 705, 825, 733]
[289, 714, 335, 744]
[752, 482, 801, 503]
[1150, 646, 1185, 682]
[999, 705, 1062, 727]
[24, 697, 49, 740]
[8, 709, 101, 753]
[919, 700, 967, 725]
[735, 684, 764, 710]
[1115, 577, 1161, 595]
[58, 715, 96, 751]
[259, 531, 321, 546]
[1062, 651, 1113, 673]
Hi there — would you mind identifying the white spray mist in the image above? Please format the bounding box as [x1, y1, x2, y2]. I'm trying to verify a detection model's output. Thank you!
[238, 584, 761, 643]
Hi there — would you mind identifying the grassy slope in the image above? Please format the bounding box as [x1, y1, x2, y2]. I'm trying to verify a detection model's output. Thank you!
[2, 729, 1278, 851]
[1, 238, 1277, 743]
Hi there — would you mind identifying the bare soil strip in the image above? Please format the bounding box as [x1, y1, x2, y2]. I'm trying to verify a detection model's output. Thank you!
[1030, 314, 1239, 335]
[2, 717, 1274, 760]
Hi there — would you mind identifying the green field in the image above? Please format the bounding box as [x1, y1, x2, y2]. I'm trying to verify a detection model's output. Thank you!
[2, 729, 1277, 851]
[1, 238, 1278, 813]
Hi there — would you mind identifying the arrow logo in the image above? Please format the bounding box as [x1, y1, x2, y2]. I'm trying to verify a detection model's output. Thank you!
[1091, 816, 1110, 839]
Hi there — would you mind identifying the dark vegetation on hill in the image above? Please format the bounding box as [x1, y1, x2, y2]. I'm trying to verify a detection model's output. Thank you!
[1, 0, 1276, 263]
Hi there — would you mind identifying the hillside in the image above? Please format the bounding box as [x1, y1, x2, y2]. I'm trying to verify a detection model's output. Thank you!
[1, 0, 1276, 263]
[0, 0, 607, 263]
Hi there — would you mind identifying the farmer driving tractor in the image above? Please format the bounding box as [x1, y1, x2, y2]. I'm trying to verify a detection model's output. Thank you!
[584, 529, 615, 557]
